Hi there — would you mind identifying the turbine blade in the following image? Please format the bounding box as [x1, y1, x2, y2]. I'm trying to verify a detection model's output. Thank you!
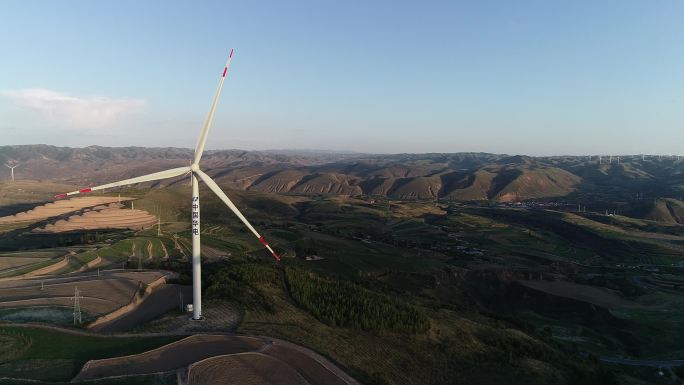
[195, 169, 280, 261]
[54, 166, 191, 199]
[193, 49, 234, 165]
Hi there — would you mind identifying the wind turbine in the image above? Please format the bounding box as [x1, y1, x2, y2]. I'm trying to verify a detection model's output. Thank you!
[53, 49, 280, 320]
[5, 163, 19, 182]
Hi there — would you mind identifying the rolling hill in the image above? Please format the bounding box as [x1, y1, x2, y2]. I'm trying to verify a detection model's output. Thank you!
[628, 198, 684, 224]
[2, 145, 683, 204]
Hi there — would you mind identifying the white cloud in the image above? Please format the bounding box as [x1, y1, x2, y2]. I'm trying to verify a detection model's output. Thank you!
[1, 88, 145, 129]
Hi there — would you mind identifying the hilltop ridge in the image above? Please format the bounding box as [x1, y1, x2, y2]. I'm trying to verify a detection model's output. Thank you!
[2, 145, 683, 205]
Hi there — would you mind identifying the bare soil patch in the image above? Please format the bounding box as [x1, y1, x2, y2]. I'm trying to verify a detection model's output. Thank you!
[263, 340, 357, 385]
[0, 270, 167, 317]
[518, 280, 643, 309]
[73, 334, 266, 381]
[188, 352, 310, 385]
[0, 256, 48, 271]
[93, 284, 192, 333]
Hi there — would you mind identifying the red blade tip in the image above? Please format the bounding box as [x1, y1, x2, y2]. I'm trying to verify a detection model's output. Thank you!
[229, 48, 234, 58]
[54, 193, 67, 199]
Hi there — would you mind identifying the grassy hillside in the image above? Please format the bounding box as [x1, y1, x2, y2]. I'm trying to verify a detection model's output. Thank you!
[204, 260, 617, 385]
[1, 180, 684, 384]
[632, 198, 684, 224]
[0, 326, 178, 382]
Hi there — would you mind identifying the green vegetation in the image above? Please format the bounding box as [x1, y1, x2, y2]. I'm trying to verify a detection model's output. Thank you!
[0, 329, 31, 363]
[0, 326, 179, 382]
[285, 268, 429, 333]
[206, 261, 280, 310]
[3, 180, 684, 384]
[0, 373, 176, 385]
[238, 273, 618, 385]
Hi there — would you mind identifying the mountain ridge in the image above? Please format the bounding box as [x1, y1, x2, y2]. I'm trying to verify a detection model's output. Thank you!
[2, 145, 683, 204]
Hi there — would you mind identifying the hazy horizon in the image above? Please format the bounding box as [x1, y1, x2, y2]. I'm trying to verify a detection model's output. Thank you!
[2, 1, 683, 155]
[3, 143, 683, 158]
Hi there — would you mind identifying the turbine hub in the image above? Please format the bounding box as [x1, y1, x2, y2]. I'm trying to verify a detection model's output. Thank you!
[190, 163, 200, 172]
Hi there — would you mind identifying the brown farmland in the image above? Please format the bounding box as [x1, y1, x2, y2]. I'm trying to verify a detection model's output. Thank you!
[74, 335, 266, 381]
[35, 205, 157, 232]
[188, 352, 310, 385]
[0, 196, 135, 225]
[0, 271, 166, 317]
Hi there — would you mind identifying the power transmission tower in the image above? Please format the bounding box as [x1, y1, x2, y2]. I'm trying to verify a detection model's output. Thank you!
[71, 286, 83, 325]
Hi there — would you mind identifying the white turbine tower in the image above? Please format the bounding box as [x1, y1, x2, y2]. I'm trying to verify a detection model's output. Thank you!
[5, 163, 19, 182]
[53, 50, 280, 320]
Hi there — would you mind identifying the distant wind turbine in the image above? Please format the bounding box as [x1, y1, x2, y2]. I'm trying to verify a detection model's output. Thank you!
[53, 49, 280, 321]
[5, 163, 19, 182]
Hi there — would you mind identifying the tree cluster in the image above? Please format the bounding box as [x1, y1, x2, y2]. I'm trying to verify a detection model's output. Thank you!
[285, 268, 429, 333]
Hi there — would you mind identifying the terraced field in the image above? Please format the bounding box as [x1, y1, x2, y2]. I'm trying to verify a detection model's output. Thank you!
[74, 335, 266, 381]
[0, 271, 167, 319]
[0, 196, 134, 225]
[0, 325, 180, 382]
[261, 340, 354, 385]
[0, 256, 49, 271]
[188, 352, 310, 385]
[0, 252, 70, 278]
[74, 334, 358, 385]
[35, 205, 157, 232]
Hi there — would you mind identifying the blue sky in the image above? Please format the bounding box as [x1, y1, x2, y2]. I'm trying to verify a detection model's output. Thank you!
[1, 0, 683, 155]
